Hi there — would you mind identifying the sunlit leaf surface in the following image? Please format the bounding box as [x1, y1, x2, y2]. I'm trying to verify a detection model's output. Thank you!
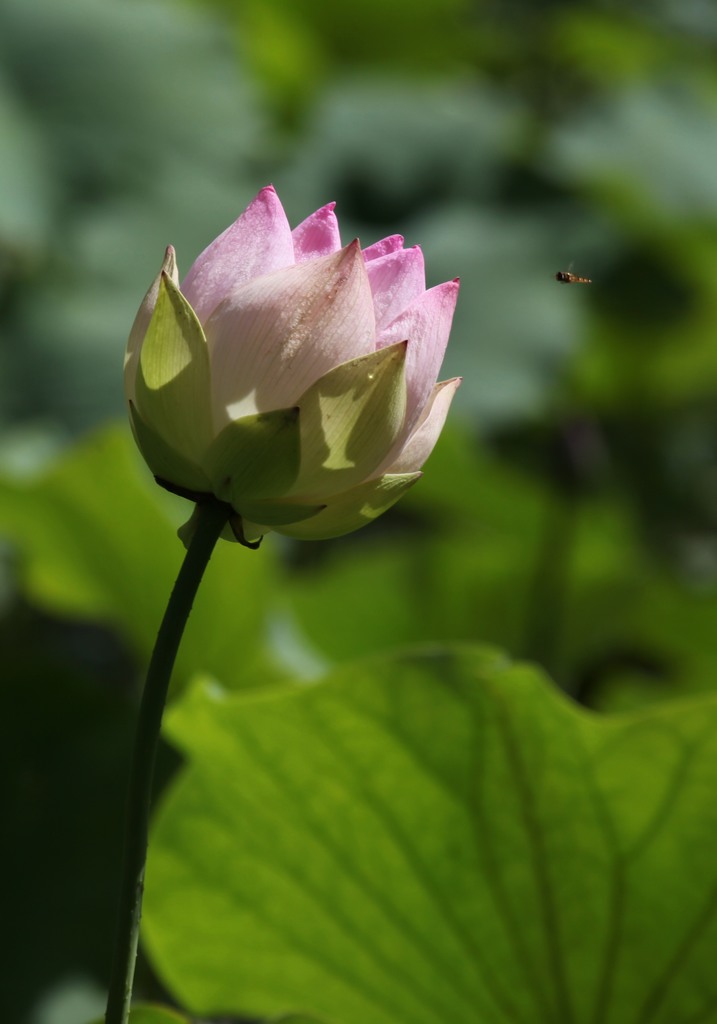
[145, 648, 717, 1023]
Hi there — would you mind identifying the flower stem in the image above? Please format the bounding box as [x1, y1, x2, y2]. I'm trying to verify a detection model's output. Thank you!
[105, 500, 231, 1024]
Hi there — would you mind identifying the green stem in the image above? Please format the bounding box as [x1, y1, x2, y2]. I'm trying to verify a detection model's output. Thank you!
[105, 500, 231, 1024]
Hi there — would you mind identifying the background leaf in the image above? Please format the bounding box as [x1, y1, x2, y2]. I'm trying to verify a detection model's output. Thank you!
[0, 425, 285, 692]
[144, 648, 717, 1023]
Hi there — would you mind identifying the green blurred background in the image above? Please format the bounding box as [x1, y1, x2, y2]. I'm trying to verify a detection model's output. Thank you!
[4, 0, 717, 1020]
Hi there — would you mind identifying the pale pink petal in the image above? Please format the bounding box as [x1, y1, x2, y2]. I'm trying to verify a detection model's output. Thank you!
[292, 202, 342, 262]
[206, 241, 376, 425]
[362, 235, 404, 262]
[366, 245, 426, 334]
[378, 279, 459, 436]
[377, 377, 461, 475]
[181, 186, 295, 323]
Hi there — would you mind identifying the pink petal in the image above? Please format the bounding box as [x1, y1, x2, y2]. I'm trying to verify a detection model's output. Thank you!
[292, 202, 342, 262]
[206, 241, 376, 425]
[362, 234, 405, 262]
[378, 278, 459, 436]
[378, 377, 461, 475]
[181, 186, 295, 324]
[366, 245, 426, 334]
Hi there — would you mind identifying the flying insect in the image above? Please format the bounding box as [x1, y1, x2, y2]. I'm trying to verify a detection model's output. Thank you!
[555, 269, 591, 284]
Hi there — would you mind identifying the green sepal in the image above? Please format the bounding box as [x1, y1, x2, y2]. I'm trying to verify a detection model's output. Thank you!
[135, 273, 214, 468]
[276, 471, 421, 540]
[176, 500, 309, 550]
[235, 516, 269, 544]
[205, 406, 301, 506]
[289, 342, 408, 499]
[129, 401, 211, 493]
[176, 502, 238, 550]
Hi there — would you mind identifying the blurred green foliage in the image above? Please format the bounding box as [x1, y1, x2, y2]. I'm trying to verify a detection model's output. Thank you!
[0, 427, 286, 691]
[4, 0, 717, 1020]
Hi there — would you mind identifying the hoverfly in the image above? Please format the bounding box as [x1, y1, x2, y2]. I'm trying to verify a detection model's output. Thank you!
[555, 268, 591, 284]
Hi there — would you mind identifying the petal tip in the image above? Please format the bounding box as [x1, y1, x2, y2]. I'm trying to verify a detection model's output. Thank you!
[252, 184, 283, 212]
[161, 245, 178, 282]
[337, 238, 367, 273]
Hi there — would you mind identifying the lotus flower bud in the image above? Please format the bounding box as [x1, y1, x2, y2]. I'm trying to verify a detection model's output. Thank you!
[125, 186, 460, 545]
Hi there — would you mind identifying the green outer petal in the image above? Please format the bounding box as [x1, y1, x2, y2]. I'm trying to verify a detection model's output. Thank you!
[288, 342, 408, 500]
[177, 500, 317, 549]
[273, 472, 421, 540]
[236, 517, 271, 544]
[125, 246, 179, 404]
[235, 498, 325, 526]
[135, 274, 214, 468]
[204, 407, 301, 506]
[129, 402, 212, 492]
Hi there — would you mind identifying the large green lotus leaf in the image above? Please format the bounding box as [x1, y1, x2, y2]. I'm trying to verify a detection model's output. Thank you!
[126, 1011, 187, 1024]
[145, 648, 717, 1024]
[88, 1005, 189, 1024]
[88, 1006, 188, 1024]
[0, 424, 282, 690]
